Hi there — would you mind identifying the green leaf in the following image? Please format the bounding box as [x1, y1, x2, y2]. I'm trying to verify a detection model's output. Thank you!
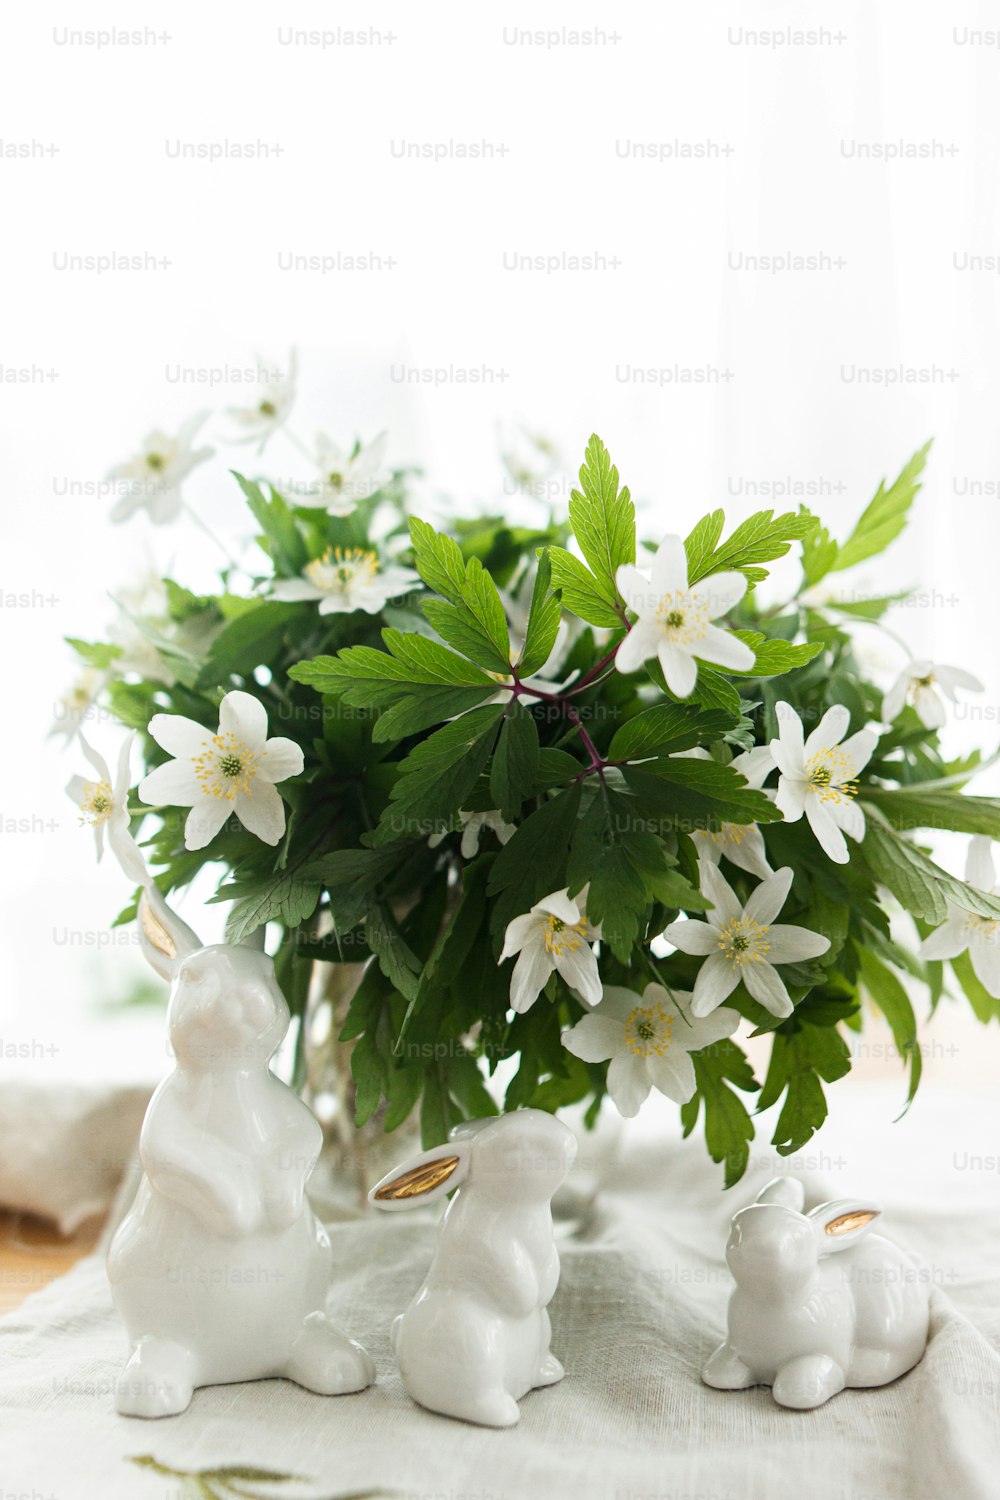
[566, 786, 659, 961]
[568, 433, 636, 598]
[683, 510, 725, 581]
[306, 843, 413, 932]
[860, 787, 1000, 840]
[758, 1009, 852, 1156]
[373, 702, 505, 844]
[548, 547, 624, 628]
[65, 637, 123, 670]
[728, 631, 824, 677]
[950, 949, 1000, 1023]
[686, 510, 818, 587]
[490, 700, 541, 821]
[517, 550, 562, 677]
[351, 1029, 387, 1128]
[197, 601, 305, 689]
[290, 630, 499, 742]
[623, 759, 781, 833]
[860, 808, 1000, 924]
[233, 471, 308, 576]
[411, 518, 512, 673]
[366, 903, 421, 1002]
[488, 785, 583, 937]
[609, 703, 735, 761]
[857, 949, 922, 1109]
[215, 868, 322, 945]
[409, 515, 468, 601]
[680, 1039, 760, 1187]
[832, 442, 931, 574]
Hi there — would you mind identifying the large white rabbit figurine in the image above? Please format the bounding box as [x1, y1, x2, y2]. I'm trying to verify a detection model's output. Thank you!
[368, 1109, 577, 1427]
[108, 884, 375, 1417]
[702, 1176, 930, 1409]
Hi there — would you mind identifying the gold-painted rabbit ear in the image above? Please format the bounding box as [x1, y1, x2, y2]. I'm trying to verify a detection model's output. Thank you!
[138, 886, 202, 983]
[369, 1143, 473, 1212]
[809, 1199, 881, 1252]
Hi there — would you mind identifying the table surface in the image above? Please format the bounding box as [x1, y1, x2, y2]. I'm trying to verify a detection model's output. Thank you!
[0, 1209, 103, 1316]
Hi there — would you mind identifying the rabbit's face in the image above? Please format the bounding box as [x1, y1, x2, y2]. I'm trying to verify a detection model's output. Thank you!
[726, 1204, 818, 1295]
[470, 1111, 577, 1204]
[167, 945, 289, 1072]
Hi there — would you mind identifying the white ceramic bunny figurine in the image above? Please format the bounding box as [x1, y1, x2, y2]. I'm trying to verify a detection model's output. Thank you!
[108, 884, 375, 1417]
[702, 1176, 930, 1409]
[368, 1108, 577, 1427]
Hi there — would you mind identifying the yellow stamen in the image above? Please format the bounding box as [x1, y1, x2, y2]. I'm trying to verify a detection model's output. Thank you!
[717, 916, 770, 967]
[543, 913, 591, 957]
[304, 546, 379, 595]
[805, 746, 859, 803]
[625, 1001, 674, 1057]
[79, 780, 114, 826]
[192, 733, 258, 801]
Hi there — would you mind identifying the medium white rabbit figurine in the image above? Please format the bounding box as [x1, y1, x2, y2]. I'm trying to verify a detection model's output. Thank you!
[368, 1109, 577, 1427]
[702, 1176, 930, 1409]
[108, 883, 375, 1417]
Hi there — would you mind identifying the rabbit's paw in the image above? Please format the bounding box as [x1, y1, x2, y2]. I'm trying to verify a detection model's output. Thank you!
[533, 1352, 565, 1388]
[284, 1312, 375, 1396]
[702, 1343, 753, 1390]
[458, 1390, 522, 1428]
[116, 1337, 196, 1418]
[772, 1354, 845, 1410]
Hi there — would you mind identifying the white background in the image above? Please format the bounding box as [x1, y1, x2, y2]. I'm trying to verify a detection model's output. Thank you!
[3, 0, 1000, 1094]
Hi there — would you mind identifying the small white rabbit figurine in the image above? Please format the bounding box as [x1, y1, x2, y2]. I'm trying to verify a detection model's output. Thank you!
[702, 1176, 930, 1409]
[368, 1109, 577, 1427]
[108, 884, 375, 1417]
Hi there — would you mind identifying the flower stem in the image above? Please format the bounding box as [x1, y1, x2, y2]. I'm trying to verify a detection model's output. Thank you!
[181, 501, 239, 571]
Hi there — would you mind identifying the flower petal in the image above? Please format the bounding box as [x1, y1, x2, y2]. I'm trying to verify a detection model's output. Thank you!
[658, 640, 698, 698]
[832, 797, 866, 844]
[935, 664, 984, 696]
[616, 563, 655, 615]
[535, 888, 581, 924]
[805, 795, 849, 863]
[259, 737, 305, 785]
[184, 797, 232, 851]
[773, 702, 804, 762]
[606, 1055, 651, 1118]
[691, 952, 740, 1017]
[676, 1003, 741, 1050]
[271, 579, 324, 603]
[774, 777, 806, 823]
[510, 937, 553, 1013]
[233, 780, 286, 846]
[743, 866, 793, 927]
[697, 859, 743, 925]
[147, 713, 210, 761]
[919, 917, 967, 962]
[138, 758, 201, 807]
[648, 1048, 696, 1104]
[615, 619, 659, 674]
[663, 919, 720, 956]
[500, 911, 538, 960]
[219, 690, 269, 749]
[555, 943, 603, 1005]
[913, 686, 945, 730]
[724, 825, 773, 880]
[764, 924, 831, 964]
[837, 729, 878, 777]
[650, 535, 689, 595]
[743, 961, 794, 1018]
[694, 623, 755, 673]
[966, 835, 996, 893]
[881, 674, 908, 722]
[804, 704, 850, 759]
[692, 570, 748, 620]
[969, 935, 1000, 999]
[562, 1013, 625, 1063]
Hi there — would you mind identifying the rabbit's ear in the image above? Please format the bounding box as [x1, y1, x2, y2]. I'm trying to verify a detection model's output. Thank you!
[369, 1141, 473, 1212]
[240, 925, 267, 953]
[755, 1176, 805, 1211]
[809, 1198, 880, 1253]
[139, 885, 202, 982]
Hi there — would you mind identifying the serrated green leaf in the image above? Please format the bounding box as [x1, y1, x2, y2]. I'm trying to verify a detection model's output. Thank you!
[857, 948, 922, 1109]
[860, 787, 1000, 840]
[686, 509, 817, 586]
[623, 759, 781, 832]
[568, 433, 635, 597]
[488, 784, 583, 937]
[609, 703, 735, 761]
[517, 550, 562, 677]
[950, 948, 1000, 1023]
[683, 510, 725, 581]
[374, 703, 505, 844]
[490, 700, 540, 821]
[197, 601, 306, 690]
[548, 547, 624, 628]
[681, 1039, 760, 1187]
[566, 787, 658, 961]
[758, 1015, 851, 1156]
[409, 515, 467, 601]
[215, 868, 322, 945]
[833, 442, 931, 574]
[728, 631, 824, 677]
[860, 808, 1000, 923]
[233, 471, 308, 576]
[366, 903, 421, 1001]
[65, 637, 123, 670]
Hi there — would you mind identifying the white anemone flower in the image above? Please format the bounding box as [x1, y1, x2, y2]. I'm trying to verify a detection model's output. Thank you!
[271, 547, 419, 615]
[614, 535, 755, 697]
[66, 734, 148, 884]
[499, 885, 603, 1013]
[664, 862, 830, 1020]
[919, 836, 1000, 997]
[769, 701, 878, 865]
[299, 431, 390, 516]
[224, 350, 297, 452]
[108, 412, 213, 525]
[49, 668, 108, 742]
[138, 690, 304, 851]
[562, 983, 740, 1117]
[882, 658, 983, 730]
[687, 745, 776, 880]
[429, 809, 516, 857]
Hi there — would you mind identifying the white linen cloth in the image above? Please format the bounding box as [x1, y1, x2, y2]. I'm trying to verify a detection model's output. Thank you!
[1, 1082, 998, 1500]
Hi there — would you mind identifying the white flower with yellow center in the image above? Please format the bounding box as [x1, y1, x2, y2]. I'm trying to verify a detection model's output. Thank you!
[66, 733, 149, 884]
[108, 412, 213, 525]
[138, 690, 304, 851]
[614, 534, 755, 697]
[919, 836, 1000, 997]
[769, 701, 878, 865]
[686, 745, 776, 880]
[664, 862, 830, 1020]
[882, 658, 983, 730]
[296, 431, 391, 516]
[562, 983, 740, 1117]
[49, 667, 107, 742]
[499, 885, 603, 1013]
[271, 546, 419, 615]
[224, 350, 297, 453]
[428, 809, 517, 857]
